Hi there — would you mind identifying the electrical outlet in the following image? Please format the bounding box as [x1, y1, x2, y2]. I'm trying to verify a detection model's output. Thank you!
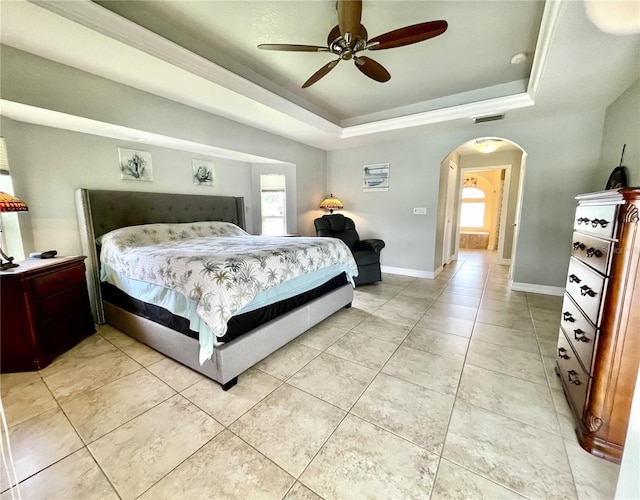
[413, 207, 427, 215]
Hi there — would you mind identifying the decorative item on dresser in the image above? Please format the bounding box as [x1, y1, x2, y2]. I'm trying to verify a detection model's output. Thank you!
[556, 188, 640, 463]
[0, 256, 96, 372]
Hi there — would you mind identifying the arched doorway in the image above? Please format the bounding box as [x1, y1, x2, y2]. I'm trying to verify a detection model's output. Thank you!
[436, 137, 527, 278]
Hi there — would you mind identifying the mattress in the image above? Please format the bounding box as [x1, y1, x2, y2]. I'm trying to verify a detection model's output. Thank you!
[102, 272, 348, 344]
[97, 221, 358, 361]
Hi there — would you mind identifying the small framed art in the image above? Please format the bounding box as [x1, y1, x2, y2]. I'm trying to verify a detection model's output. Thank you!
[192, 159, 215, 186]
[119, 148, 153, 181]
[363, 163, 389, 191]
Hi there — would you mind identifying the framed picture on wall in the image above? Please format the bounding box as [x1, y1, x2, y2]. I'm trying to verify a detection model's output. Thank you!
[118, 148, 153, 181]
[363, 163, 389, 191]
[192, 159, 215, 186]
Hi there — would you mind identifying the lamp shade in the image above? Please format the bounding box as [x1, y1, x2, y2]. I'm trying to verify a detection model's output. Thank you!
[0, 192, 28, 212]
[319, 194, 344, 213]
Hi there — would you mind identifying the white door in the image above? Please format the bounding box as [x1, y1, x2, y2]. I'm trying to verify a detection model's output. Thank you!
[509, 154, 527, 280]
[442, 160, 457, 266]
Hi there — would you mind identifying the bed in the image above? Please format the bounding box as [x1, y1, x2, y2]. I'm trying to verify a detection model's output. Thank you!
[75, 189, 356, 390]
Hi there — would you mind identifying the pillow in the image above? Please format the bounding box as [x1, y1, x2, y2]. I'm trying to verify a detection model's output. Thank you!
[96, 221, 248, 248]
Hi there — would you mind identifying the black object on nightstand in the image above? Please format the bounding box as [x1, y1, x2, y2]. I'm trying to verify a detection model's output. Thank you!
[0, 256, 96, 372]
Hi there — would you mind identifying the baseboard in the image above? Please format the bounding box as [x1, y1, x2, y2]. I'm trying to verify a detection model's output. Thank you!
[498, 258, 512, 265]
[511, 281, 565, 296]
[433, 265, 443, 278]
[381, 265, 436, 279]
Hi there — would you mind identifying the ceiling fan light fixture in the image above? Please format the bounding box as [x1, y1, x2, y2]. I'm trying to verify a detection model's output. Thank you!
[258, 0, 448, 87]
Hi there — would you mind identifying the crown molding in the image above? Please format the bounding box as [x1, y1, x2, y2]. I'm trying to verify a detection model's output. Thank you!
[1, 0, 564, 150]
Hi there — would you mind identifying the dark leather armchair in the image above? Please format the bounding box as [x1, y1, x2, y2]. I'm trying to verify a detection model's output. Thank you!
[314, 214, 385, 285]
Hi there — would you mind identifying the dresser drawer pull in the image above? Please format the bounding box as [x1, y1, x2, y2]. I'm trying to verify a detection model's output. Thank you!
[573, 241, 585, 251]
[54, 276, 70, 285]
[563, 312, 576, 322]
[574, 329, 589, 343]
[558, 347, 570, 359]
[586, 247, 602, 258]
[577, 217, 590, 225]
[580, 285, 597, 297]
[568, 274, 582, 284]
[590, 218, 609, 228]
[567, 370, 582, 385]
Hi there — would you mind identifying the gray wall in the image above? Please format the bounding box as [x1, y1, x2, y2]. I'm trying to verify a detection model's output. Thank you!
[0, 118, 254, 256]
[327, 110, 604, 287]
[598, 78, 640, 188]
[0, 46, 328, 254]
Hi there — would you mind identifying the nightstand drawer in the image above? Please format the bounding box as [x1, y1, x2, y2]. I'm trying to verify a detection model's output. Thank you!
[31, 265, 85, 298]
[571, 232, 613, 277]
[38, 305, 95, 358]
[566, 257, 607, 324]
[557, 331, 589, 415]
[36, 284, 90, 319]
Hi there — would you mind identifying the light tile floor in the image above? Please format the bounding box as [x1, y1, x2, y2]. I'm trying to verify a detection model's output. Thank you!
[0, 251, 621, 499]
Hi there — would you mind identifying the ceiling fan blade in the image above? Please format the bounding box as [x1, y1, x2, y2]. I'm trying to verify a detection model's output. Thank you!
[367, 20, 448, 50]
[258, 44, 330, 52]
[354, 56, 391, 82]
[337, 0, 362, 40]
[302, 59, 340, 88]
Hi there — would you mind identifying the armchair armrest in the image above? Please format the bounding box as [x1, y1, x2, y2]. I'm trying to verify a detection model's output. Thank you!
[357, 239, 385, 253]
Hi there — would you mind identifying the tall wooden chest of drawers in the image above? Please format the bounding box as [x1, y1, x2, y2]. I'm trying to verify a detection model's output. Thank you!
[556, 188, 640, 463]
[1, 256, 95, 372]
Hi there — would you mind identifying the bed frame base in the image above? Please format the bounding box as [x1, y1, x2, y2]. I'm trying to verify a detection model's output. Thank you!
[103, 283, 353, 388]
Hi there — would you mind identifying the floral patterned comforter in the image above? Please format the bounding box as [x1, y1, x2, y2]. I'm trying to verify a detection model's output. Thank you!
[98, 221, 358, 357]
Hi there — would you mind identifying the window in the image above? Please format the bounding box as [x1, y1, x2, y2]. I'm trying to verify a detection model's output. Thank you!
[460, 186, 485, 228]
[260, 174, 286, 235]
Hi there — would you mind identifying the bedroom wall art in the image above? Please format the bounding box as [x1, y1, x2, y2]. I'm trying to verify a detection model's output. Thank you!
[363, 163, 389, 191]
[192, 159, 215, 186]
[118, 148, 153, 181]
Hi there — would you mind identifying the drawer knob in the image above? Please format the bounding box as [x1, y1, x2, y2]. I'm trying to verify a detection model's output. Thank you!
[563, 312, 576, 322]
[580, 285, 597, 297]
[590, 218, 609, 228]
[567, 370, 582, 385]
[558, 347, 570, 359]
[568, 274, 582, 284]
[573, 242, 585, 251]
[574, 329, 589, 343]
[586, 247, 602, 258]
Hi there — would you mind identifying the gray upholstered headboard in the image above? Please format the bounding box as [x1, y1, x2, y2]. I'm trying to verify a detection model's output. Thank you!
[75, 188, 246, 323]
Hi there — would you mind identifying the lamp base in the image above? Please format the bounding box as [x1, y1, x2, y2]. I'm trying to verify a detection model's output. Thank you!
[0, 247, 19, 270]
[0, 260, 18, 271]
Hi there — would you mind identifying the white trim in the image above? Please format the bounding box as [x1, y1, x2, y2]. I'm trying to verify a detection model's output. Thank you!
[498, 258, 512, 266]
[511, 281, 565, 296]
[0, 0, 562, 150]
[527, 0, 567, 101]
[381, 266, 437, 279]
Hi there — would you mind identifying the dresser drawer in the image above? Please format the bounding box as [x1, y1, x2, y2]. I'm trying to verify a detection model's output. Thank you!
[574, 205, 617, 239]
[31, 265, 86, 298]
[571, 232, 613, 276]
[566, 257, 607, 324]
[557, 331, 589, 415]
[560, 294, 597, 372]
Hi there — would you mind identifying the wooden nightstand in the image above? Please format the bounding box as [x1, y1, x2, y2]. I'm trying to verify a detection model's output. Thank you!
[1, 256, 95, 372]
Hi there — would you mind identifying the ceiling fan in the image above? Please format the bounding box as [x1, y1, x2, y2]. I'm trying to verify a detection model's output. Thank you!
[258, 0, 448, 88]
